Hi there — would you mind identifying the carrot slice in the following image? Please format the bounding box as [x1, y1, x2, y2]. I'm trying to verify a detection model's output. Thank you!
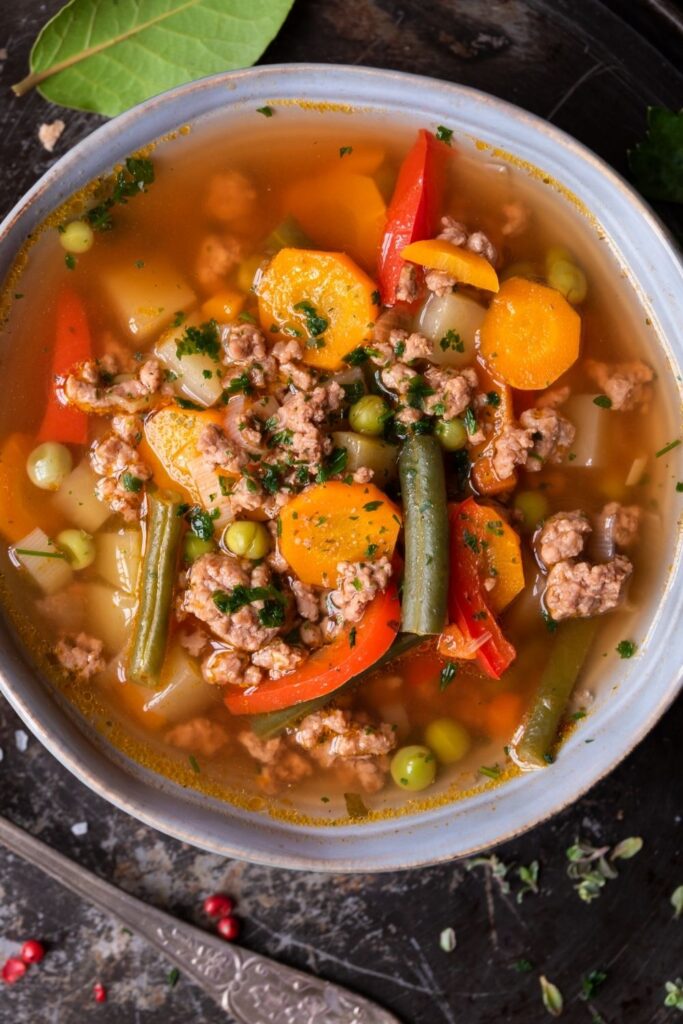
[282, 171, 386, 271]
[401, 239, 500, 292]
[224, 576, 401, 714]
[0, 433, 62, 542]
[257, 248, 379, 371]
[479, 276, 581, 389]
[37, 287, 92, 445]
[279, 481, 401, 587]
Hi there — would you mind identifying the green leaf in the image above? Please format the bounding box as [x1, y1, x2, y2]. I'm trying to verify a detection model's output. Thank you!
[628, 107, 683, 204]
[12, 0, 295, 116]
[539, 975, 563, 1017]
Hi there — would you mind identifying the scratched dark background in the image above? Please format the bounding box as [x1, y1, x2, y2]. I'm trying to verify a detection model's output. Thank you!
[0, 1, 682, 1022]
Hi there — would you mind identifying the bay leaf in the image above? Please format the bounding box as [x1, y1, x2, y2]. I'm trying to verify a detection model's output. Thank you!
[12, 0, 295, 117]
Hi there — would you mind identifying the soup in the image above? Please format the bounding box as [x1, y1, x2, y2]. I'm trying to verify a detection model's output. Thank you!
[0, 109, 671, 822]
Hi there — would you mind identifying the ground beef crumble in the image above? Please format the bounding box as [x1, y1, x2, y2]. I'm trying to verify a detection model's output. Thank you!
[585, 359, 654, 411]
[492, 423, 534, 481]
[330, 557, 392, 624]
[519, 406, 576, 469]
[54, 633, 105, 680]
[599, 502, 641, 548]
[65, 355, 163, 415]
[544, 555, 633, 621]
[165, 717, 229, 758]
[537, 511, 592, 568]
[183, 553, 280, 652]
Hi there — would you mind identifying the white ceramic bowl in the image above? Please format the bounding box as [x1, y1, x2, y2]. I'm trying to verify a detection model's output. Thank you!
[0, 65, 681, 871]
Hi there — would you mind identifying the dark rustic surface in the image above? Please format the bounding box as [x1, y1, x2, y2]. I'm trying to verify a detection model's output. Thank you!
[0, 2, 682, 1022]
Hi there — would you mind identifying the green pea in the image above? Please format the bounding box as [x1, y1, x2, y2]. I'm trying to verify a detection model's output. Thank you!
[59, 220, 95, 254]
[349, 395, 390, 436]
[500, 260, 539, 282]
[514, 489, 549, 531]
[183, 534, 217, 564]
[26, 442, 73, 491]
[545, 248, 587, 304]
[434, 417, 468, 451]
[236, 254, 265, 293]
[424, 718, 471, 765]
[56, 529, 95, 570]
[224, 520, 271, 560]
[390, 744, 437, 792]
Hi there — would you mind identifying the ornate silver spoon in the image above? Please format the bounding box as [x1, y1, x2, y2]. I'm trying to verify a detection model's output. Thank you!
[0, 815, 399, 1023]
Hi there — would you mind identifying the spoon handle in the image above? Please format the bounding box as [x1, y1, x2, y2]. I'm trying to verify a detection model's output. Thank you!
[0, 815, 399, 1023]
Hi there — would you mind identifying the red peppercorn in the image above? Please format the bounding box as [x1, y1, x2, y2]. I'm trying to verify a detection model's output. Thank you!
[20, 940, 45, 965]
[203, 893, 235, 918]
[2, 957, 27, 984]
[93, 982, 107, 1003]
[216, 915, 240, 942]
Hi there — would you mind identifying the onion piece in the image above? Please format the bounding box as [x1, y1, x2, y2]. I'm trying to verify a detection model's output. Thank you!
[437, 623, 492, 660]
[589, 509, 616, 563]
[222, 394, 278, 453]
[373, 306, 412, 344]
[625, 455, 647, 487]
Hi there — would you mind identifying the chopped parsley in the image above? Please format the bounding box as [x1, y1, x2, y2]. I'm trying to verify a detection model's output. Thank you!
[486, 390, 501, 407]
[64, 253, 76, 270]
[187, 506, 216, 540]
[580, 970, 607, 1001]
[316, 447, 348, 482]
[616, 639, 637, 658]
[593, 394, 613, 409]
[542, 610, 558, 633]
[463, 407, 478, 435]
[341, 380, 365, 405]
[171, 310, 187, 328]
[256, 105, 274, 117]
[407, 375, 435, 409]
[349, 627, 357, 649]
[363, 500, 383, 511]
[655, 438, 681, 458]
[371, 289, 380, 305]
[439, 329, 465, 353]
[479, 764, 501, 780]
[176, 319, 220, 361]
[343, 345, 379, 366]
[259, 599, 286, 627]
[86, 156, 155, 232]
[339, 145, 353, 157]
[167, 967, 180, 988]
[294, 300, 328, 337]
[365, 543, 378, 557]
[439, 661, 458, 691]
[435, 125, 454, 144]
[188, 754, 201, 774]
[121, 472, 143, 493]
[261, 464, 283, 495]
[225, 371, 254, 397]
[175, 397, 203, 410]
[462, 527, 480, 554]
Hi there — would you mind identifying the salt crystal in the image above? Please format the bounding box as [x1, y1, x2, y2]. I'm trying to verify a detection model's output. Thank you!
[71, 821, 88, 837]
[14, 730, 28, 752]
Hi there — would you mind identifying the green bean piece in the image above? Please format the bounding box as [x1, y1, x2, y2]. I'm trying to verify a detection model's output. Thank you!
[128, 491, 184, 687]
[399, 434, 449, 635]
[264, 215, 312, 253]
[249, 632, 425, 739]
[511, 617, 599, 769]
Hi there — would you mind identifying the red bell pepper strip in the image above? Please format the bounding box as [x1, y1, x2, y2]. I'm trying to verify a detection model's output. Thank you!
[377, 129, 448, 306]
[447, 499, 516, 679]
[37, 287, 91, 445]
[224, 573, 402, 715]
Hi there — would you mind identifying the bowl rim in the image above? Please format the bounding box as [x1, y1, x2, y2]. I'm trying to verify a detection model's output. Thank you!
[0, 62, 681, 872]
